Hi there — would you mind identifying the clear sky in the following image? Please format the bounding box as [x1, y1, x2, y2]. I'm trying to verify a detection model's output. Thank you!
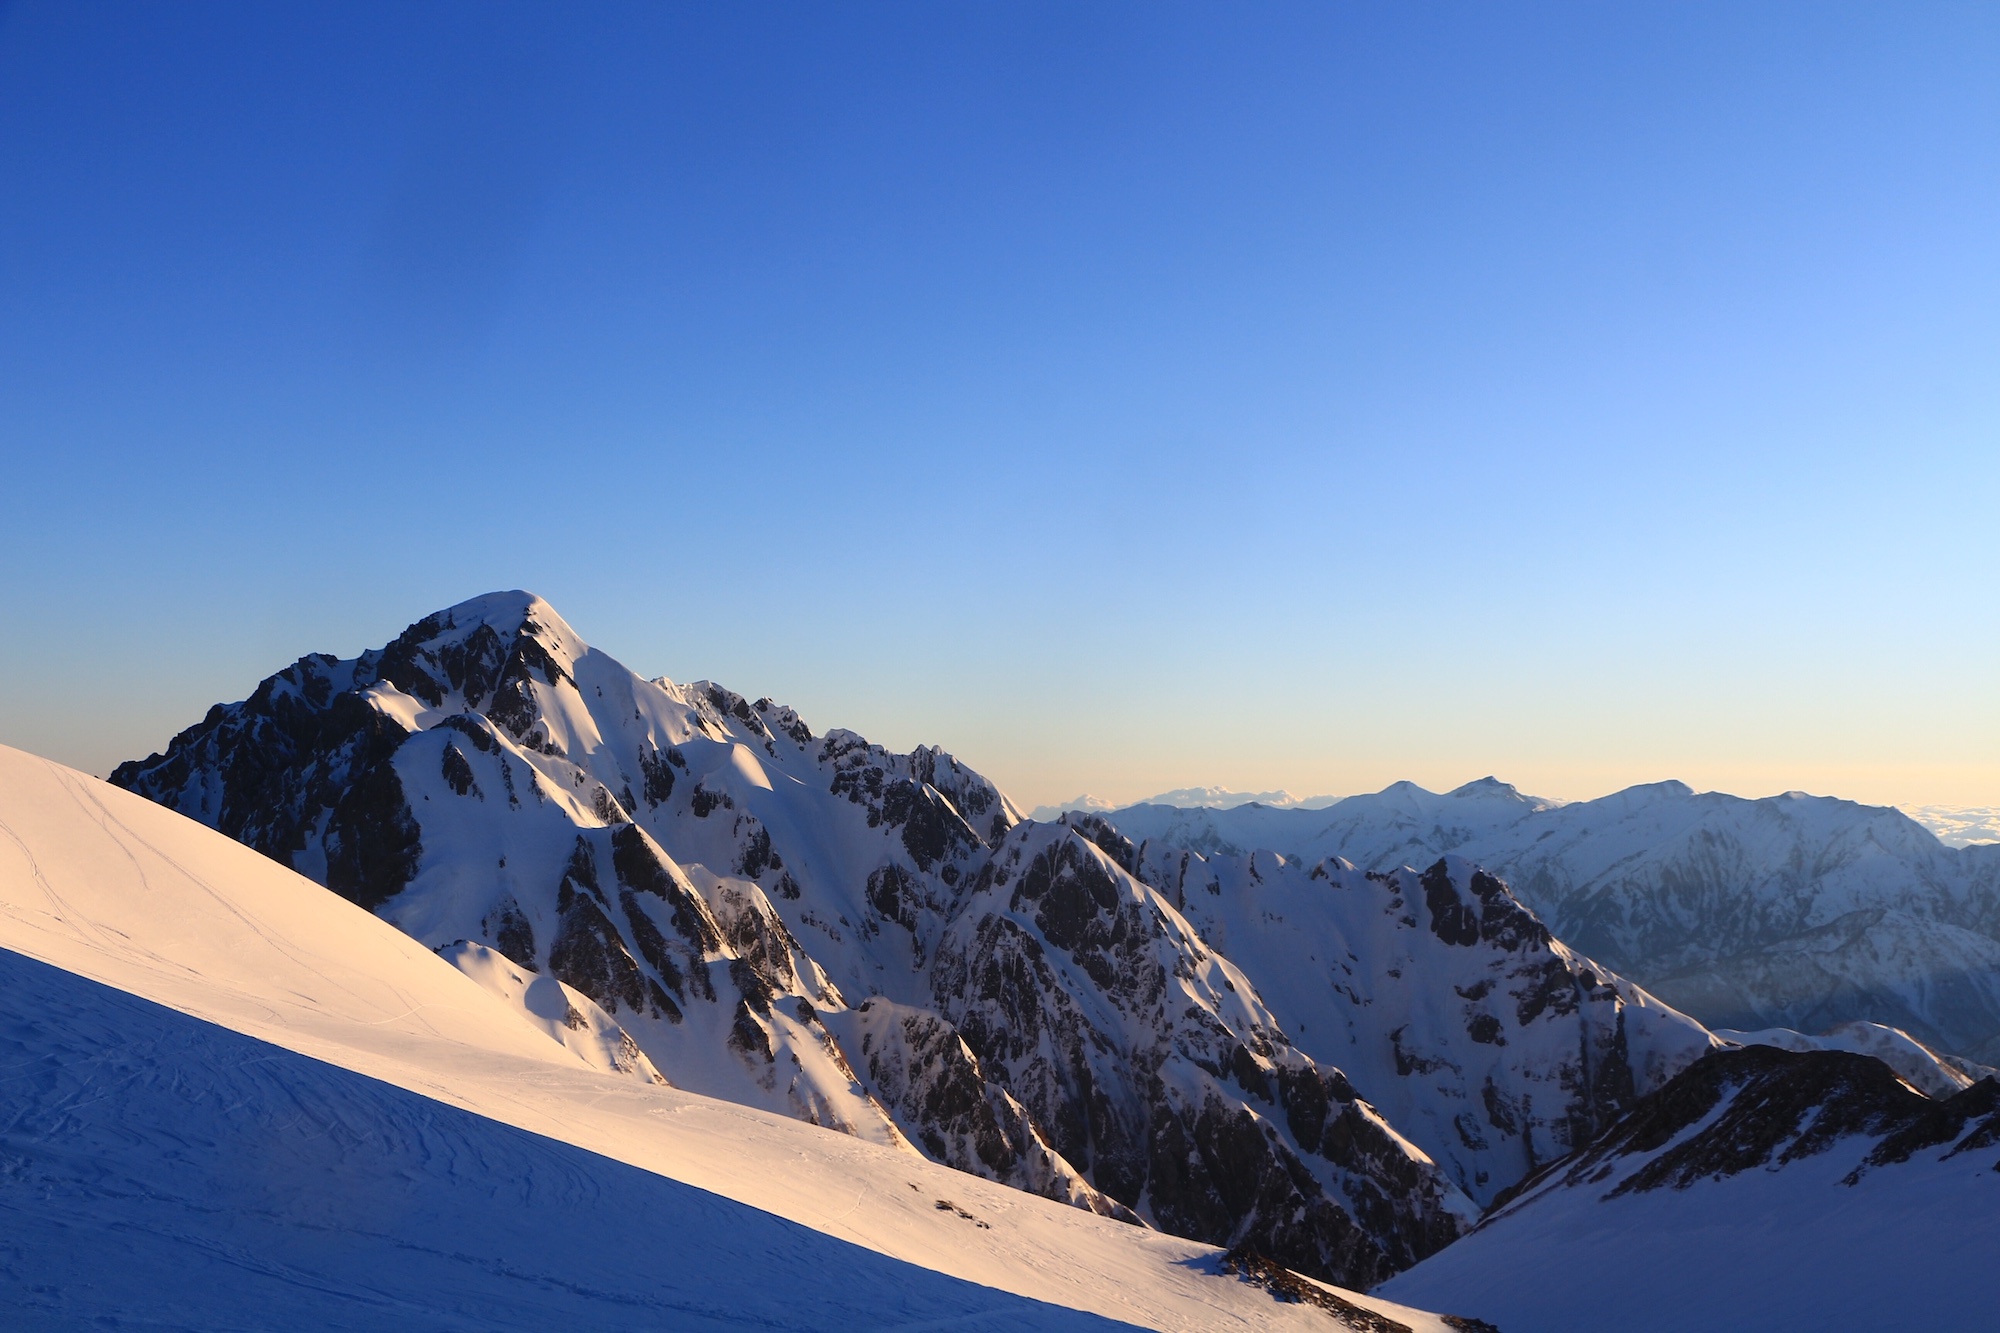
[2, 2, 1995, 811]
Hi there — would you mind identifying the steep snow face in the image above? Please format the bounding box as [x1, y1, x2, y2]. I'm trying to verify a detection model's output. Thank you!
[1107, 782, 2000, 1063]
[111, 594, 1469, 1288]
[1087, 817, 1713, 1206]
[0, 744, 1478, 1333]
[1379, 1045, 2000, 1332]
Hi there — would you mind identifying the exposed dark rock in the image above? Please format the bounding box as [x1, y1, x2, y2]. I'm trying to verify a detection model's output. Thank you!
[440, 744, 479, 797]
[1858, 1076, 2000, 1174]
[548, 892, 648, 1017]
[488, 899, 536, 970]
[729, 999, 774, 1063]
[322, 754, 420, 911]
[639, 746, 676, 807]
[1421, 861, 1481, 948]
[738, 824, 774, 879]
[609, 825, 722, 955]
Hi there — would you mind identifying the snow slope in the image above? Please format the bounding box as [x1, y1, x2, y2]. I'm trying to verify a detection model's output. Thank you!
[1378, 1046, 2000, 1332]
[0, 742, 1475, 1331]
[1107, 780, 2000, 1062]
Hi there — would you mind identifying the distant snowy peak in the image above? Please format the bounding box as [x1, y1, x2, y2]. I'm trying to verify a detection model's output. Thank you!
[1027, 794, 1118, 822]
[1141, 786, 1346, 811]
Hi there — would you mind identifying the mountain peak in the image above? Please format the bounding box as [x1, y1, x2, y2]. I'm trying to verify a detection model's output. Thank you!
[1446, 777, 1521, 799]
[395, 591, 582, 659]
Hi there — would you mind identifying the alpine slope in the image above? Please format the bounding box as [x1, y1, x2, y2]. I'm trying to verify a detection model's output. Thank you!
[0, 742, 1477, 1332]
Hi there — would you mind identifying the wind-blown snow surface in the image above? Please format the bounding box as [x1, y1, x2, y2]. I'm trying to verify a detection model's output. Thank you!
[1378, 1046, 2000, 1332]
[0, 743, 1468, 1331]
[1107, 781, 2000, 1062]
[111, 593, 1473, 1287]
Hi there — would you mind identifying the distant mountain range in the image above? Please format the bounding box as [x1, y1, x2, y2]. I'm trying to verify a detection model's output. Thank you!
[1101, 783, 2000, 1065]
[1036, 787, 2000, 848]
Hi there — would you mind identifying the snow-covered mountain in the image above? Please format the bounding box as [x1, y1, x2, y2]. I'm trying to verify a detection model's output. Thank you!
[1106, 780, 2000, 1062]
[1379, 1043, 2000, 1331]
[110, 592, 1474, 1288]
[0, 741, 1475, 1331]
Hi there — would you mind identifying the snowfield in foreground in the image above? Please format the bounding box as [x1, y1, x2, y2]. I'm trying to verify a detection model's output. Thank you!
[1379, 1043, 2000, 1332]
[0, 744, 1467, 1332]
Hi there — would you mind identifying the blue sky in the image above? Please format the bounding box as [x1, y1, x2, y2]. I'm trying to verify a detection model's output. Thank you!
[2, 2, 1995, 809]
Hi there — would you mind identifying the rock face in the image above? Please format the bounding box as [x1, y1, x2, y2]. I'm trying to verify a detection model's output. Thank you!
[1106, 781, 2000, 1063]
[1095, 818, 1716, 1206]
[112, 592, 1471, 1288]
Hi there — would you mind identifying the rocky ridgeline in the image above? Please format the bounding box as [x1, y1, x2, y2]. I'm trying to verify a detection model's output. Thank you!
[1487, 1044, 2000, 1212]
